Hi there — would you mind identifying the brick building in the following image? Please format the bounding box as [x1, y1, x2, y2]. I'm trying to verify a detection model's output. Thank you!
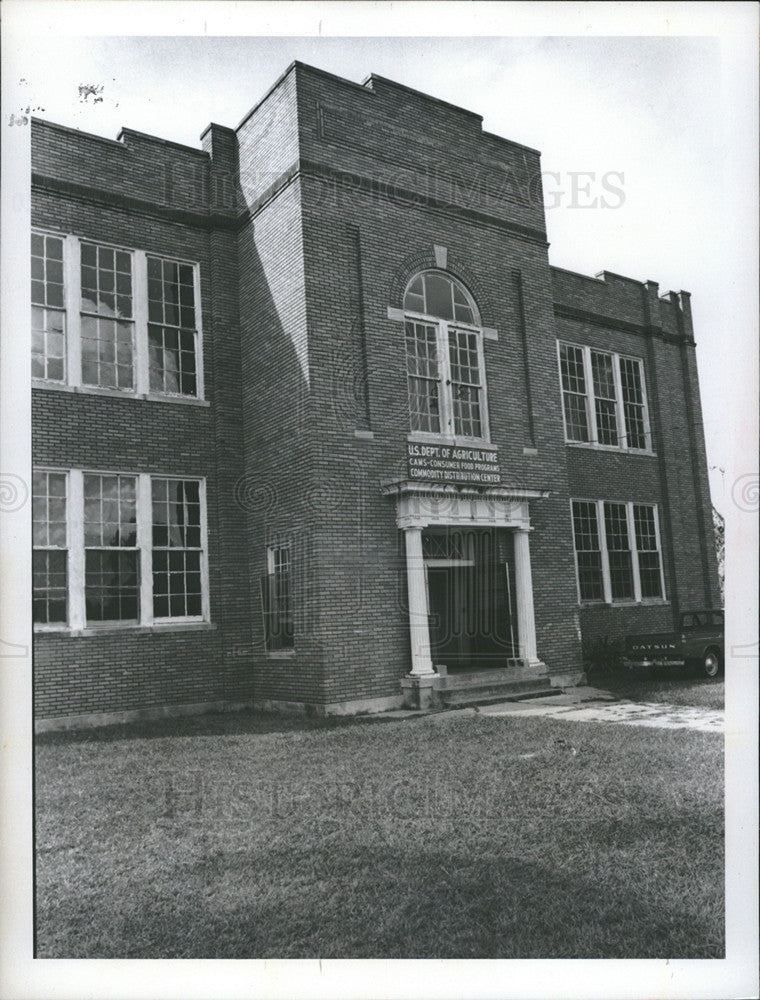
[31, 62, 721, 729]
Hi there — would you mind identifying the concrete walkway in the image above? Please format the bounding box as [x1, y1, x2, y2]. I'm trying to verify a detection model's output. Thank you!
[474, 686, 723, 733]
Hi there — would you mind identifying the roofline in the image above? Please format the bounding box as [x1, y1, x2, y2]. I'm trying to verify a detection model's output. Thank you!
[234, 60, 380, 134]
[361, 72, 483, 123]
[232, 61, 542, 158]
[551, 264, 690, 299]
[31, 116, 127, 150]
[234, 60, 298, 133]
[31, 116, 208, 158]
[199, 121, 236, 143]
[34, 63, 543, 163]
[116, 127, 207, 157]
[481, 128, 541, 158]
[551, 264, 606, 284]
[595, 268, 646, 287]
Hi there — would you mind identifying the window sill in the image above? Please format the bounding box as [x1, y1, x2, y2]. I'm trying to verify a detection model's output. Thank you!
[578, 600, 670, 609]
[407, 433, 497, 452]
[32, 381, 209, 407]
[34, 621, 216, 637]
[566, 441, 656, 457]
[144, 393, 209, 407]
[265, 649, 296, 658]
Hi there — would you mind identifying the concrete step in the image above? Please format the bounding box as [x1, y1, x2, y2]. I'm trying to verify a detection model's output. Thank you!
[440, 685, 557, 709]
[437, 680, 556, 708]
[434, 668, 542, 691]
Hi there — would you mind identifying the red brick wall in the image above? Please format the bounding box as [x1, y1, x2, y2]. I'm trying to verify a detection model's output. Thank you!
[552, 267, 721, 646]
[236, 178, 327, 706]
[31, 64, 720, 719]
[33, 120, 211, 215]
[294, 64, 546, 237]
[32, 121, 254, 720]
[291, 61, 585, 699]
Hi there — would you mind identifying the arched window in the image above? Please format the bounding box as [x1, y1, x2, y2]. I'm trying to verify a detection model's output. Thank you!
[403, 271, 488, 441]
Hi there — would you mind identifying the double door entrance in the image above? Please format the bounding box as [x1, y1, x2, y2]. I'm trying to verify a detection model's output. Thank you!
[423, 526, 517, 670]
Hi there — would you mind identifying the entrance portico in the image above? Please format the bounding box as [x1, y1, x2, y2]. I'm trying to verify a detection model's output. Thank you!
[383, 481, 548, 708]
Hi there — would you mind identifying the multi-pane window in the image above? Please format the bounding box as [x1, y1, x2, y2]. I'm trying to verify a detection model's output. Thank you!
[32, 468, 208, 630]
[405, 272, 476, 324]
[32, 471, 68, 624]
[558, 342, 651, 451]
[449, 328, 483, 439]
[403, 271, 488, 441]
[83, 474, 139, 622]
[619, 357, 648, 450]
[570, 500, 604, 602]
[80, 243, 135, 390]
[405, 321, 440, 434]
[603, 502, 634, 600]
[633, 504, 664, 599]
[590, 351, 618, 446]
[147, 257, 198, 396]
[558, 343, 589, 442]
[31, 233, 66, 382]
[31, 232, 202, 400]
[152, 479, 203, 619]
[571, 499, 665, 604]
[263, 545, 294, 651]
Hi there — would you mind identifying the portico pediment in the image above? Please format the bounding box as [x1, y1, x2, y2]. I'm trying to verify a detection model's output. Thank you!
[381, 480, 548, 530]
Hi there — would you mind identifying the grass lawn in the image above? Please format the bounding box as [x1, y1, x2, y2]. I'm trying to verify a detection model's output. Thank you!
[590, 668, 725, 709]
[35, 711, 724, 959]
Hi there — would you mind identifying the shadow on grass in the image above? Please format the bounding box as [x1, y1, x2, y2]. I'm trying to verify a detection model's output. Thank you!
[35, 713, 725, 960]
[36, 838, 725, 960]
[586, 666, 725, 710]
[34, 709, 401, 747]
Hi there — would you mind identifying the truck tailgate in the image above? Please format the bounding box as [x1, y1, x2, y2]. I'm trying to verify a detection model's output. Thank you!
[625, 633, 681, 658]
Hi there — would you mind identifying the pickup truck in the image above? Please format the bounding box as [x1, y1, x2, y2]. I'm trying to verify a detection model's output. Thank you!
[623, 610, 724, 677]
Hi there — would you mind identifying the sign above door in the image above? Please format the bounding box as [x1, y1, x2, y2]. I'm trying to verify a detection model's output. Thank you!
[407, 442, 501, 485]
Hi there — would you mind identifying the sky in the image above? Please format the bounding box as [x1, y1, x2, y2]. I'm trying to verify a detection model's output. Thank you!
[3, 6, 757, 519]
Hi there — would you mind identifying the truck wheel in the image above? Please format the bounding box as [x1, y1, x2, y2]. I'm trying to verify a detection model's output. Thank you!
[702, 650, 722, 678]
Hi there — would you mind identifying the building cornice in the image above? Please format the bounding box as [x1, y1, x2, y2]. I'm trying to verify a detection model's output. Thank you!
[31, 172, 238, 232]
[33, 156, 549, 249]
[295, 158, 548, 246]
[553, 302, 694, 346]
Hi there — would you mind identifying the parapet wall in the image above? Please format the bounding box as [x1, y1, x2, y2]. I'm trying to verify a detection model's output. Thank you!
[292, 63, 547, 237]
[31, 118, 237, 221]
[551, 266, 693, 341]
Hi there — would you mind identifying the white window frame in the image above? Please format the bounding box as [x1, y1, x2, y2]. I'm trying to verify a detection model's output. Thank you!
[401, 271, 491, 446]
[32, 467, 210, 632]
[145, 254, 204, 399]
[149, 476, 210, 624]
[557, 341, 652, 453]
[31, 229, 205, 403]
[82, 471, 141, 624]
[78, 239, 137, 392]
[570, 498, 666, 605]
[31, 232, 67, 383]
[32, 468, 69, 628]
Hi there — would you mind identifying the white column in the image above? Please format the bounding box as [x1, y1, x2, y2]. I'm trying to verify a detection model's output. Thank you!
[513, 528, 541, 666]
[403, 526, 435, 676]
